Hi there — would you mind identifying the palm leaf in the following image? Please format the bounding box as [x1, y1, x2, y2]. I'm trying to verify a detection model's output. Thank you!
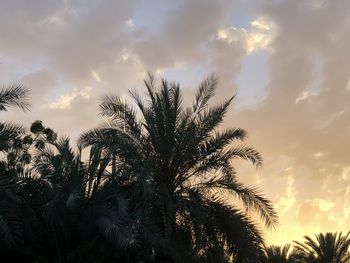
[0, 84, 30, 112]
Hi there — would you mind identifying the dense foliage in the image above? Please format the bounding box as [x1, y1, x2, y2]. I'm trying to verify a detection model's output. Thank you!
[262, 232, 350, 263]
[0, 78, 348, 262]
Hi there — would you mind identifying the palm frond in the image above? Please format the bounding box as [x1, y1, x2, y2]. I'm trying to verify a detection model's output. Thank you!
[293, 232, 350, 263]
[228, 145, 263, 167]
[99, 95, 142, 139]
[193, 75, 217, 114]
[0, 84, 30, 112]
[0, 121, 25, 151]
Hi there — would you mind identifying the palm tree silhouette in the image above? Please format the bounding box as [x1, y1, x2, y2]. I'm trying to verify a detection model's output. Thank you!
[262, 244, 303, 263]
[0, 84, 29, 152]
[293, 232, 350, 263]
[80, 74, 277, 262]
[0, 84, 30, 259]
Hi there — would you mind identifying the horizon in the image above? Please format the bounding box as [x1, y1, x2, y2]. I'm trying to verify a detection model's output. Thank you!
[1, 0, 350, 247]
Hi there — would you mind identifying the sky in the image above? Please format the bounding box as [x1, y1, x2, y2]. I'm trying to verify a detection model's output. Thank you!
[1, 0, 350, 245]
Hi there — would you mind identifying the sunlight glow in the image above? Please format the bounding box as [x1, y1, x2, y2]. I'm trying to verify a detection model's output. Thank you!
[217, 17, 275, 54]
[49, 87, 92, 110]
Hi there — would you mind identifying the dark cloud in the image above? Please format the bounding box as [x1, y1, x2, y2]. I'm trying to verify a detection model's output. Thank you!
[133, 0, 233, 70]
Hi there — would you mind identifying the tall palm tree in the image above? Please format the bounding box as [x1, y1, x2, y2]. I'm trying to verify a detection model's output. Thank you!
[79, 74, 277, 262]
[293, 232, 350, 263]
[0, 84, 30, 260]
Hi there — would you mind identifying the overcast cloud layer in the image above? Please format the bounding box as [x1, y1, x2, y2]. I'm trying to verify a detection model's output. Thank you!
[1, 0, 350, 245]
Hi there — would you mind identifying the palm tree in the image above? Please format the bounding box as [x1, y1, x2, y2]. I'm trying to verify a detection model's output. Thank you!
[1, 122, 155, 262]
[262, 244, 294, 263]
[293, 232, 350, 263]
[79, 74, 277, 262]
[14, 132, 145, 262]
[0, 84, 29, 152]
[0, 84, 31, 260]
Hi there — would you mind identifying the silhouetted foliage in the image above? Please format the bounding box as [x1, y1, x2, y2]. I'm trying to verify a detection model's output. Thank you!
[0, 84, 30, 112]
[79, 74, 277, 262]
[262, 244, 292, 263]
[2, 76, 326, 262]
[293, 232, 350, 263]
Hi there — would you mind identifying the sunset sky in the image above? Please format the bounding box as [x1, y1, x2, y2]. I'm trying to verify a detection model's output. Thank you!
[1, 0, 350, 245]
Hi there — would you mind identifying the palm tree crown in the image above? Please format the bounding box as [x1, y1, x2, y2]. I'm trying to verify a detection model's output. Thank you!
[262, 244, 297, 263]
[293, 232, 350, 263]
[80, 74, 277, 262]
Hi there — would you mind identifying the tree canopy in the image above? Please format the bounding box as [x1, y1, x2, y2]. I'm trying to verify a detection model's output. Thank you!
[0, 77, 348, 262]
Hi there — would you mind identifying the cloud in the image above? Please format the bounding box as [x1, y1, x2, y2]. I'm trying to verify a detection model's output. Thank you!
[295, 90, 315, 104]
[341, 167, 350, 181]
[230, 0, 350, 243]
[275, 174, 297, 216]
[216, 16, 275, 54]
[90, 69, 101, 82]
[125, 19, 135, 30]
[313, 198, 335, 212]
[133, 0, 234, 71]
[1, 0, 350, 245]
[49, 87, 92, 110]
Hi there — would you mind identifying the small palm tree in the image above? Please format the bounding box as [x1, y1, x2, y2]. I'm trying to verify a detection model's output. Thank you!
[0, 84, 30, 152]
[262, 244, 294, 263]
[293, 232, 350, 263]
[80, 74, 277, 262]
